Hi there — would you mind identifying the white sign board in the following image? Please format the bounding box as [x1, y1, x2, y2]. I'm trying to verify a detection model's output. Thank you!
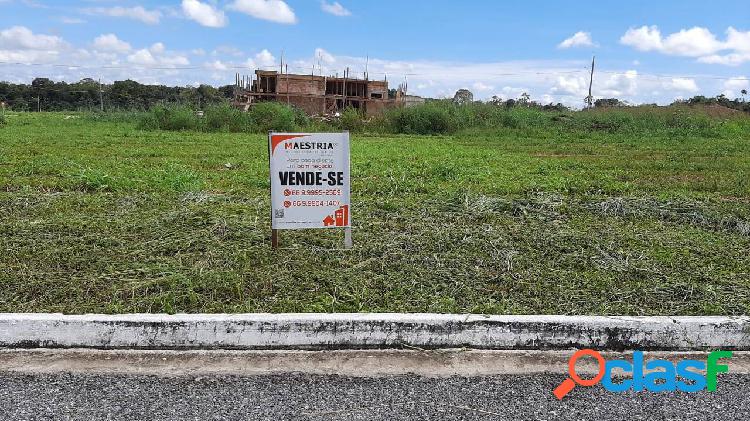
[269, 132, 350, 230]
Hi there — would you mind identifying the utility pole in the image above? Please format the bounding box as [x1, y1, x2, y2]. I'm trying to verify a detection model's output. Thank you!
[586, 55, 595, 109]
[98, 78, 104, 112]
[37, 96, 41, 112]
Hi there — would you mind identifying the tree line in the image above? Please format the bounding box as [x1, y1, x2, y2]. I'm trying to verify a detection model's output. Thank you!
[594, 92, 749, 113]
[0, 78, 235, 112]
[1, 77, 748, 113]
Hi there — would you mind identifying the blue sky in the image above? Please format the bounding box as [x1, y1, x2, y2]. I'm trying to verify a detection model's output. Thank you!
[1, 0, 749, 105]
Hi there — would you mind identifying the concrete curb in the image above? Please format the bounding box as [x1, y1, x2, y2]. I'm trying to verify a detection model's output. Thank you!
[1, 314, 749, 351]
[4, 349, 750, 377]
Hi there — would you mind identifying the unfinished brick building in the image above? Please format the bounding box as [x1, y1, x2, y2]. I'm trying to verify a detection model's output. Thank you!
[233, 69, 401, 117]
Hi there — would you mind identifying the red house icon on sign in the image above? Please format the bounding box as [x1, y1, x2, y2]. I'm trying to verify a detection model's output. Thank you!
[323, 205, 349, 227]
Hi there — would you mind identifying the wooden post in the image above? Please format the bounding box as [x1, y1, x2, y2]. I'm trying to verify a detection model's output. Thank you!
[343, 130, 352, 249]
[342, 68, 347, 110]
[586, 55, 595, 108]
[344, 227, 352, 249]
[268, 130, 279, 249]
[98, 78, 104, 112]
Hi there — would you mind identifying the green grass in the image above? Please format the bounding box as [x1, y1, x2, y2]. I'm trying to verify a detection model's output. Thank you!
[1, 111, 749, 315]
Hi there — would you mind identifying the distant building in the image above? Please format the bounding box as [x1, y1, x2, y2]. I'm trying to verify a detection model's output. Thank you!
[233, 69, 404, 117]
[403, 95, 426, 107]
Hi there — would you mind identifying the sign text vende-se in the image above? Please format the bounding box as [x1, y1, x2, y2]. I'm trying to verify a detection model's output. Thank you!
[269, 132, 351, 230]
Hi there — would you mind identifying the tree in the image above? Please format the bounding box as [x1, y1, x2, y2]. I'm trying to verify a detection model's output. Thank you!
[742, 89, 748, 101]
[595, 98, 625, 108]
[518, 92, 531, 106]
[452, 89, 473, 105]
[488, 95, 504, 106]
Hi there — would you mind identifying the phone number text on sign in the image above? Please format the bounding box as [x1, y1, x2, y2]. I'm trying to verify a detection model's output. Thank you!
[269, 132, 351, 229]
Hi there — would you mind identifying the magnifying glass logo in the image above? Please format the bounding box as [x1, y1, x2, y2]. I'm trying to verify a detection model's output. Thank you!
[553, 349, 606, 400]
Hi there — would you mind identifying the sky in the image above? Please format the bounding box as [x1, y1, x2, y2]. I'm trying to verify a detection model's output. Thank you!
[1, 0, 749, 106]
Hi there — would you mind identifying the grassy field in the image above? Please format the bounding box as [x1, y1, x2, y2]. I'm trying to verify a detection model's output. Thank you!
[1, 111, 749, 315]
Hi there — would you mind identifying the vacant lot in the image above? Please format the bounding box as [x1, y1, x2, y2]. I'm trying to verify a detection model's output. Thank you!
[1, 112, 749, 314]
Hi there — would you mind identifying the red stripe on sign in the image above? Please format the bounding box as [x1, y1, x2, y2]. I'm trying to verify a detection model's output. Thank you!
[271, 134, 309, 155]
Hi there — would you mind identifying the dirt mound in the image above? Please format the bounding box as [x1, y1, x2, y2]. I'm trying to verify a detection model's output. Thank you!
[686, 104, 744, 118]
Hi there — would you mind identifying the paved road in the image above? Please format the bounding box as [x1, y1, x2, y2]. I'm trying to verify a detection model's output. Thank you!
[0, 372, 748, 420]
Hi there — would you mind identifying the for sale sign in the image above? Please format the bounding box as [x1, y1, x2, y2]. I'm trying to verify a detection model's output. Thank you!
[269, 132, 350, 230]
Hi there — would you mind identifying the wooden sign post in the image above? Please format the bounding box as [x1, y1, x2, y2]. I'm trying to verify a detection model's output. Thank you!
[268, 131, 352, 249]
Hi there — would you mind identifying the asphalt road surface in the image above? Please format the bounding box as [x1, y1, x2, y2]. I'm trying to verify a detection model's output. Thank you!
[0, 372, 748, 420]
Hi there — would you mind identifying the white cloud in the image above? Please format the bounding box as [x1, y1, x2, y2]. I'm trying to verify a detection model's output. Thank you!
[228, 0, 297, 24]
[60, 17, 86, 25]
[551, 70, 639, 100]
[315, 47, 335, 64]
[725, 27, 750, 53]
[127, 49, 157, 66]
[321, 1, 351, 17]
[621, 25, 750, 65]
[698, 53, 750, 66]
[697, 28, 750, 65]
[558, 31, 595, 49]
[552, 75, 588, 97]
[722, 77, 749, 98]
[181, 0, 227, 28]
[82, 6, 161, 25]
[149, 42, 165, 54]
[0, 26, 65, 50]
[243, 58, 257, 68]
[472, 81, 494, 91]
[127, 45, 189, 68]
[724, 77, 749, 91]
[0, 49, 61, 63]
[0, 32, 739, 108]
[212, 45, 243, 57]
[668, 78, 699, 92]
[601, 70, 638, 96]
[242, 49, 277, 70]
[160, 55, 190, 67]
[0, 26, 67, 65]
[662, 27, 723, 57]
[191, 48, 206, 56]
[620, 26, 663, 52]
[92, 34, 131, 54]
[159, 55, 190, 66]
[254, 48, 276, 67]
[205, 60, 228, 71]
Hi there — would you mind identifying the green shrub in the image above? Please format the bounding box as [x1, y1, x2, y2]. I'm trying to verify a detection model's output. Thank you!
[127, 97, 750, 138]
[84, 111, 145, 123]
[291, 106, 311, 128]
[0, 114, 6, 126]
[337, 107, 364, 132]
[384, 102, 459, 135]
[247, 102, 297, 132]
[136, 112, 159, 130]
[137, 105, 199, 131]
[203, 103, 252, 132]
